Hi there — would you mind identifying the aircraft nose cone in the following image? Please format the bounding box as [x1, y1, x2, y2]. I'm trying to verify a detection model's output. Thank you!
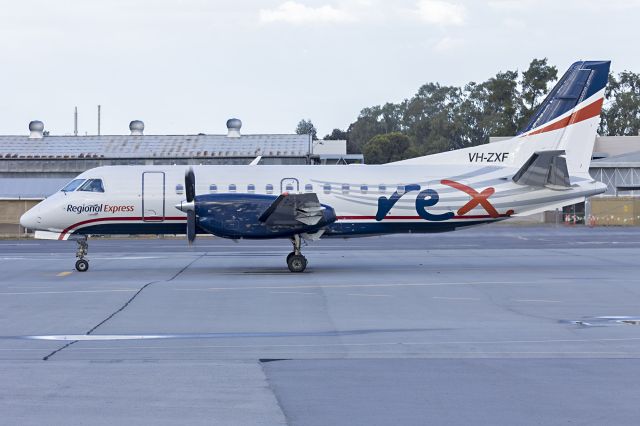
[19, 209, 39, 230]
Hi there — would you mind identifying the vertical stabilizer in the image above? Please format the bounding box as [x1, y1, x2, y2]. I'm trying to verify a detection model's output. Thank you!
[518, 60, 610, 175]
[390, 60, 611, 174]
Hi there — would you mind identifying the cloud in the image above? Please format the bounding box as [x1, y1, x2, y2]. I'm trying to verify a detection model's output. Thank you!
[433, 36, 464, 52]
[414, 0, 466, 26]
[259, 1, 355, 25]
[502, 17, 526, 30]
[487, 0, 534, 11]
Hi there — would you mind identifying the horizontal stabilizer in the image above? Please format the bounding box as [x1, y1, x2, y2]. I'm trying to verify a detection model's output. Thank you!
[512, 150, 571, 189]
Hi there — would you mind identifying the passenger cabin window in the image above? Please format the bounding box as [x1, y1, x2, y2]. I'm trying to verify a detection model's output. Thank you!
[323, 183, 331, 194]
[378, 184, 386, 194]
[342, 184, 350, 194]
[266, 184, 274, 194]
[305, 184, 313, 193]
[247, 184, 255, 193]
[175, 184, 184, 195]
[285, 184, 294, 192]
[209, 184, 217, 193]
[228, 184, 236, 192]
[396, 185, 405, 195]
[77, 179, 105, 193]
[360, 184, 368, 194]
[61, 179, 85, 192]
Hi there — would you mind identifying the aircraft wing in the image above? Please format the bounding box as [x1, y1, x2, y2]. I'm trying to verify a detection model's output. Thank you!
[259, 193, 326, 226]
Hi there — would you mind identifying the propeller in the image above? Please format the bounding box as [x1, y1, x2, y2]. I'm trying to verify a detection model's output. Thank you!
[185, 167, 195, 204]
[175, 167, 197, 245]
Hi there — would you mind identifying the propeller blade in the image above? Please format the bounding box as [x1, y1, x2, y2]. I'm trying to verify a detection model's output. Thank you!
[187, 209, 196, 245]
[185, 167, 195, 203]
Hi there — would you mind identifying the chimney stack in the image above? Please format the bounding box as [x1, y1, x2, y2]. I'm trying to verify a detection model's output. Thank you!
[226, 118, 242, 138]
[28, 120, 44, 139]
[129, 120, 144, 136]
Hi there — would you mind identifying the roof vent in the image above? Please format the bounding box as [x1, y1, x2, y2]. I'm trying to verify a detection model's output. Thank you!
[129, 120, 144, 136]
[28, 120, 44, 139]
[226, 118, 242, 138]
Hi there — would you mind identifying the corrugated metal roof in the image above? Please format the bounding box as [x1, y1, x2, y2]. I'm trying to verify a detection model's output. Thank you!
[591, 150, 640, 168]
[0, 134, 310, 159]
[0, 177, 70, 199]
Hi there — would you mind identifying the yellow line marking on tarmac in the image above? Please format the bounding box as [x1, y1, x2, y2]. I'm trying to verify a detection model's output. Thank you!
[57, 271, 73, 277]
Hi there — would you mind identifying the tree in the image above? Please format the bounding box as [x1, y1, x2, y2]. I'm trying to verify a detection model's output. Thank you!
[459, 70, 520, 145]
[600, 71, 640, 136]
[342, 58, 640, 160]
[323, 128, 348, 140]
[361, 132, 411, 164]
[518, 58, 558, 129]
[295, 119, 318, 140]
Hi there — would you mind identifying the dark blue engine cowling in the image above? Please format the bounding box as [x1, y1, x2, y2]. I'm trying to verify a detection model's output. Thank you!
[195, 193, 336, 239]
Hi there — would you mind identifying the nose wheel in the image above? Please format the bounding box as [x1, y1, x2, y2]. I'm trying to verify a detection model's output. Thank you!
[287, 235, 307, 273]
[74, 237, 89, 272]
[75, 259, 89, 272]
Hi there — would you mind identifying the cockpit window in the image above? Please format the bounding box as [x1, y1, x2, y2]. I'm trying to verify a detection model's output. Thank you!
[78, 179, 105, 193]
[61, 179, 85, 192]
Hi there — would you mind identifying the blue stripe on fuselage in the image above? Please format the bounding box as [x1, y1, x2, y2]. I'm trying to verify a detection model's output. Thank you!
[73, 219, 497, 239]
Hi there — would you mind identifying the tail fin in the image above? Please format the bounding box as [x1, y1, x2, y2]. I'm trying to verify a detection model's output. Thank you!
[390, 60, 611, 174]
[518, 60, 610, 175]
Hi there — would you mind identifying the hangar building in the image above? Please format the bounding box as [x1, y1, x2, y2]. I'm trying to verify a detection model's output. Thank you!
[0, 119, 358, 235]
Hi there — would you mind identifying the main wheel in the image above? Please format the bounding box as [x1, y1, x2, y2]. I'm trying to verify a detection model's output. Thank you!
[287, 254, 307, 273]
[75, 259, 89, 272]
[286, 251, 295, 263]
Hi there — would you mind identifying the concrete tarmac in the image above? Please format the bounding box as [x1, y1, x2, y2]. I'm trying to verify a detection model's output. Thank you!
[1, 226, 640, 425]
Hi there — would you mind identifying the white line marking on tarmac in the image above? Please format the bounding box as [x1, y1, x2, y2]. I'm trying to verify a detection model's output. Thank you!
[173, 281, 525, 292]
[270, 291, 318, 295]
[432, 296, 481, 300]
[92, 256, 165, 260]
[513, 299, 561, 303]
[5, 336, 640, 347]
[0, 289, 138, 295]
[347, 293, 391, 297]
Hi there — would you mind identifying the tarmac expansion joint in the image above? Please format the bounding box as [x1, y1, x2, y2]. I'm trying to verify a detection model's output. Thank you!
[41, 253, 206, 361]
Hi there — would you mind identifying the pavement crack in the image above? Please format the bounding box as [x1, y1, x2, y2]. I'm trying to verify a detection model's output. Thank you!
[41, 254, 205, 361]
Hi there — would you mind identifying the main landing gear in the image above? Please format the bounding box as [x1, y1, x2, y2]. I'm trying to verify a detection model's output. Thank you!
[287, 234, 307, 273]
[75, 237, 89, 272]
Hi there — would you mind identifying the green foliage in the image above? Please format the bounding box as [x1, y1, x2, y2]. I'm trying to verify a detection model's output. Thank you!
[361, 132, 412, 164]
[600, 71, 640, 136]
[519, 58, 558, 128]
[346, 58, 561, 162]
[323, 128, 348, 140]
[295, 119, 318, 140]
[331, 58, 636, 164]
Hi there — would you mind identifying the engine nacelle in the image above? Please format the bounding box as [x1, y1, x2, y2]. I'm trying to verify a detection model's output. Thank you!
[194, 193, 336, 239]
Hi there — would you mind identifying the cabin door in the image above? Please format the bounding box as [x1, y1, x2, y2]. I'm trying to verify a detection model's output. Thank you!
[142, 172, 165, 222]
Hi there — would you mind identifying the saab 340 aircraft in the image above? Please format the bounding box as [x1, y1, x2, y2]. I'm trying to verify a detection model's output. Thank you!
[21, 60, 610, 273]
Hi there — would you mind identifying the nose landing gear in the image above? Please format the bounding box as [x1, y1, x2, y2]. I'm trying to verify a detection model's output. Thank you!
[75, 237, 89, 272]
[287, 234, 307, 273]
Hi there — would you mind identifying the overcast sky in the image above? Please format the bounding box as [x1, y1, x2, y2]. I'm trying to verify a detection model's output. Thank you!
[1, 0, 639, 137]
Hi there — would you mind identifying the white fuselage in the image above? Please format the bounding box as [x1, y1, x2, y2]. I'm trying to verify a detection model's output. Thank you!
[20, 163, 606, 240]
